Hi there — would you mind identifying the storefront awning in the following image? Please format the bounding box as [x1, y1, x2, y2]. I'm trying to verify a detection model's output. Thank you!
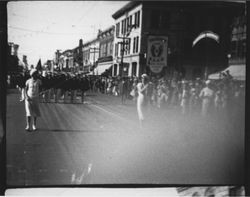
[94, 64, 112, 75]
[209, 65, 246, 80]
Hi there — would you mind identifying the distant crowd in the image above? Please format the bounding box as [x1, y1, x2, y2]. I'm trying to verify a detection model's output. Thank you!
[8, 69, 245, 117]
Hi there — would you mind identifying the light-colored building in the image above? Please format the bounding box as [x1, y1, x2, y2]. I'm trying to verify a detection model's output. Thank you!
[57, 49, 74, 72]
[95, 26, 114, 76]
[82, 38, 99, 74]
[112, 2, 142, 77]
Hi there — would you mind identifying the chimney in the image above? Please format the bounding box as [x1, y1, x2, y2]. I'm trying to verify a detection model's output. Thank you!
[79, 39, 83, 47]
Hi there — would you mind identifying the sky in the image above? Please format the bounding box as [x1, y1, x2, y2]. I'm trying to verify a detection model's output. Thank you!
[8, 1, 129, 66]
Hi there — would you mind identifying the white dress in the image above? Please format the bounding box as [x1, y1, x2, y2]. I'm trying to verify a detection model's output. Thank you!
[137, 83, 148, 121]
[25, 78, 42, 117]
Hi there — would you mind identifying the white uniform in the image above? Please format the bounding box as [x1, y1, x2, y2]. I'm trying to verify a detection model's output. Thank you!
[199, 87, 214, 116]
[25, 78, 42, 117]
[137, 83, 148, 121]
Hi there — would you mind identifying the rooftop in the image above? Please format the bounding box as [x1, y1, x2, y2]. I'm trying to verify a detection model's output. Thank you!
[112, 1, 141, 19]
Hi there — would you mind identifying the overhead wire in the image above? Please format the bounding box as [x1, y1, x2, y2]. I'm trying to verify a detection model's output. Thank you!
[8, 25, 96, 36]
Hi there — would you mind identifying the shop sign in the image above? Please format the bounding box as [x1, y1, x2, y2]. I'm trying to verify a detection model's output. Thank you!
[147, 36, 168, 73]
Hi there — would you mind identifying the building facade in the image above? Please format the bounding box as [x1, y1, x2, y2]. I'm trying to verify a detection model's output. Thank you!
[112, 2, 142, 77]
[95, 26, 114, 76]
[112, 1, 245, 79]
[82, 38, 99, 74]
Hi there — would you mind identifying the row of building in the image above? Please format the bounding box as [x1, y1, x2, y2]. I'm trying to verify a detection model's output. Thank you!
[7, 42, 29, 73]
[45, 1, 246, 80]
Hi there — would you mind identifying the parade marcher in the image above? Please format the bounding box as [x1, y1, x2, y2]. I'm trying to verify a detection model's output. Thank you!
[24, 69, 42, 131]
[112, 79, 119, 96]
[157, 80, 168, 109]
[214, 83, 223, 112]
[180, 81, 190, 114]
[137, 74, 149, 128]
[64, 74, 71, 103]
[107, 78, 112, 95]
[120, 77, 128, 104]
[199, 80, 214, 117]
[130, 78, 138, 102]
[147, 79, 154, 108]
[189, 82, 199, 114]
[170, 79, 179, 107]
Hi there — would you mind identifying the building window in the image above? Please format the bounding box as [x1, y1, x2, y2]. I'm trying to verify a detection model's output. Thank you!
[127, 39, 131, 55]
[120, 44, 123, 56]
[133, 37, 139, 53]
[104, 43, 107, 57]
[121, 19, 125, 35]
[115, 43, 118, 57]
[110, 41, 113, 55]
[107, 42, 111, 56]
[132, 62, 137, 76]
[137, 11, 140, 28]
[135, 36, 139, 53]
[100, 44, 103, 58]
[133, 37, 136, 53]
[134, 11, 140, 28]
[124, 18, 127, 34]
[126, 17, 130, 33]
[129, 15, 132, 28]
[116, 23, 120, 37]
[230, 17, 246, 59]
[114, 64, 117, 76]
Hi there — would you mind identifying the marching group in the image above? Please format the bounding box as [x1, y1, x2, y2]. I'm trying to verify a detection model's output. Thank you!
[10, 69, 245, 130]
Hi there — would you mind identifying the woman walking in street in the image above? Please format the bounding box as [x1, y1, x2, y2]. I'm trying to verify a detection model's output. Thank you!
[24, 69, 42, 131]
[137, 74, 149, 128]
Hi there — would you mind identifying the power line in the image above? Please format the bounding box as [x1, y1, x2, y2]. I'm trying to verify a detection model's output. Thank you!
[8, 25, 95, 36]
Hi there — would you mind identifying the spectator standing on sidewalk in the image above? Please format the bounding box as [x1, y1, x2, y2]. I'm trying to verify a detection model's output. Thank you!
[24, 69, 42, 131]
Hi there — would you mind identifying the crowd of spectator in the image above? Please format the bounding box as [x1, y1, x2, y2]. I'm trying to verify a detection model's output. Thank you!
[9, 70, 245, 117]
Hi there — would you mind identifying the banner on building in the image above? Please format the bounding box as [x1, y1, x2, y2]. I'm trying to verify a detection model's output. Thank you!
[147, 36, 168, 73]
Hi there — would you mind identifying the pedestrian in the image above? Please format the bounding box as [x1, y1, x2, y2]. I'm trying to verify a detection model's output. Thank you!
[199, 80, 214, 117]
[157, 80, 168, 109]
[130, 78, 138, 102]
[120, 77, 128, 104]
[189, 82, 199, 113]
[137, 74, 149, 128]
[24, 69, 42, 131]
[214, 83, 223, 112]
[180, 81, 189, 115]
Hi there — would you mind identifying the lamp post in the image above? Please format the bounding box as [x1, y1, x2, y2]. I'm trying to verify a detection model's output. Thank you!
[117, 24, 135, 77]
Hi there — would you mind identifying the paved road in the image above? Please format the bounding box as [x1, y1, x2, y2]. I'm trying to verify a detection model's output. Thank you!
[6, 89, 245, 186]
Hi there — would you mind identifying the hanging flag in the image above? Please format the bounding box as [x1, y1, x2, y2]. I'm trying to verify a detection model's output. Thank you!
[36, 59, 42, 71]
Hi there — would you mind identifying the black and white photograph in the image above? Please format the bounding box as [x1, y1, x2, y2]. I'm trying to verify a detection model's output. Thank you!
[5, 1, 246, 196]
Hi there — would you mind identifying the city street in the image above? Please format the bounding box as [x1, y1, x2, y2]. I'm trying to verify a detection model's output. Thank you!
[6, 89, 244, 186]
